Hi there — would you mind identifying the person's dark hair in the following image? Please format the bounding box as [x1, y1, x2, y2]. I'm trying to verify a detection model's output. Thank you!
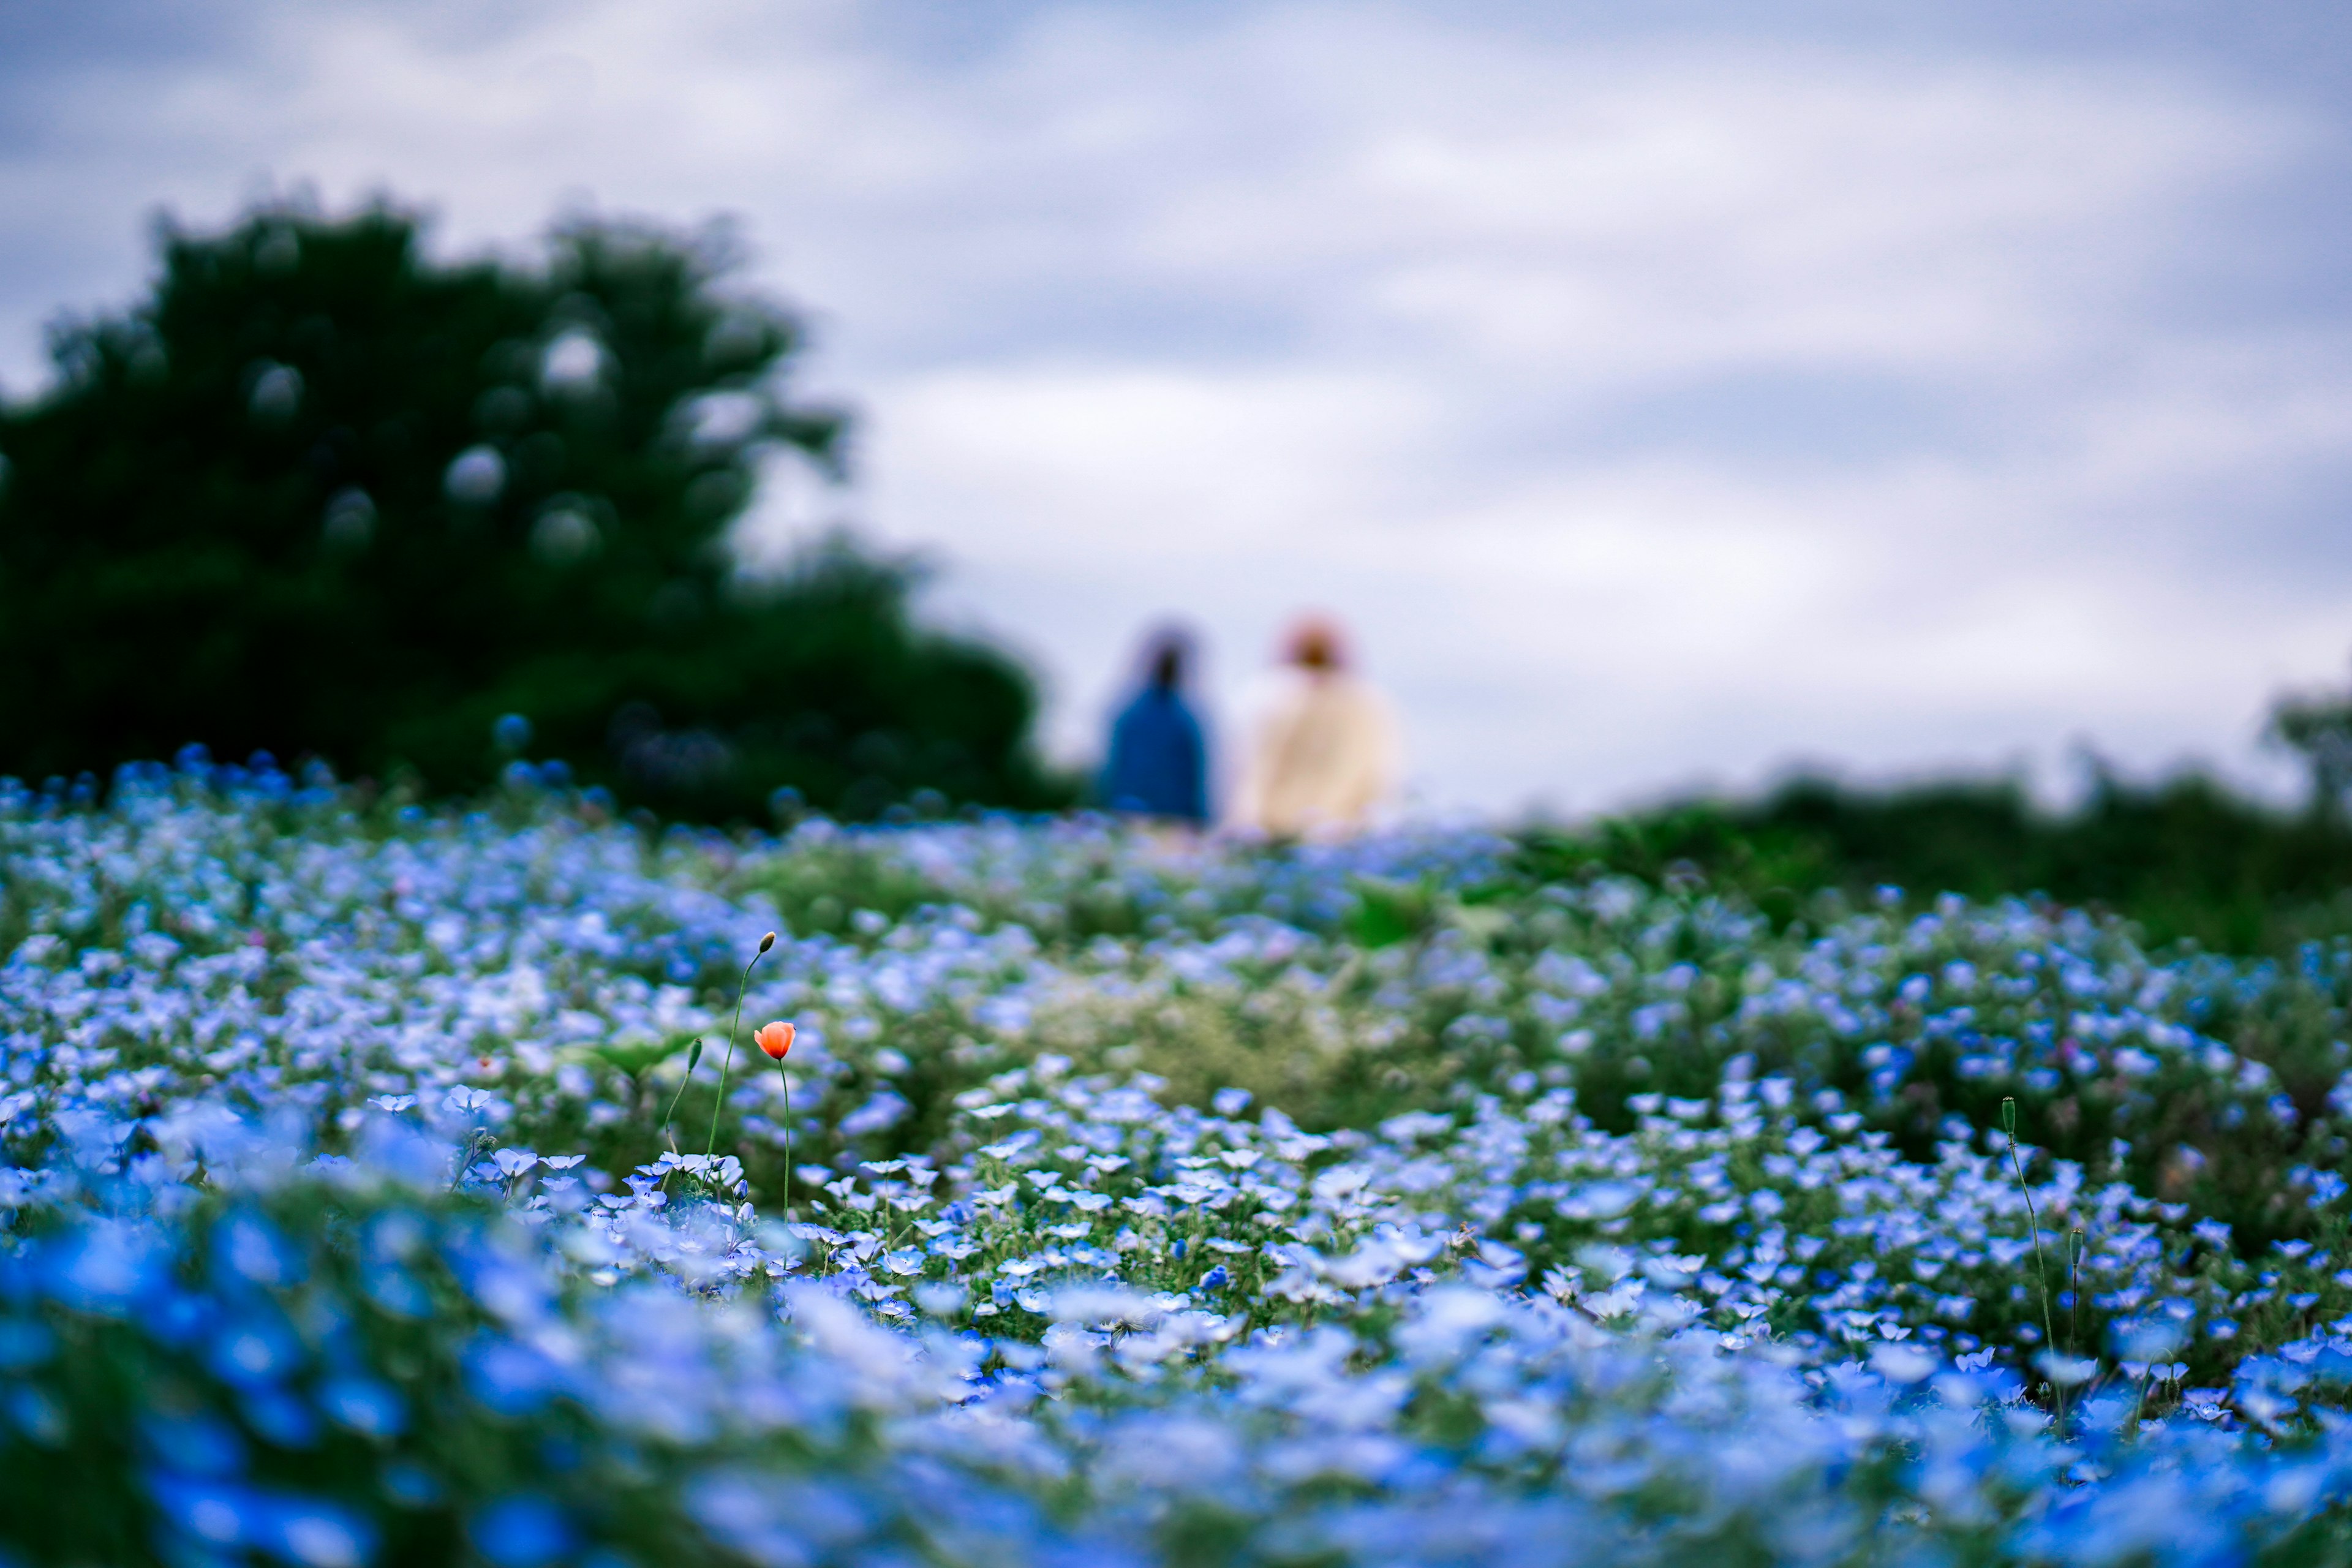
[1143, 627, 1193, 692]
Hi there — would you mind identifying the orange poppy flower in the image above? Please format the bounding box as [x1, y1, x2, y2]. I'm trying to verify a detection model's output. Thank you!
[754, 1020, 795, 1060]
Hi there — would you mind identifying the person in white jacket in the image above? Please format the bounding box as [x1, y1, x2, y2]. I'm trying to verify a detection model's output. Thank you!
[1229, 616, 1399, 840]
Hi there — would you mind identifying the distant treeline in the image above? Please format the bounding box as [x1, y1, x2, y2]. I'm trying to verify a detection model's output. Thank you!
[0, 198, 1071, 822]
[1525, 771, 2352, 957]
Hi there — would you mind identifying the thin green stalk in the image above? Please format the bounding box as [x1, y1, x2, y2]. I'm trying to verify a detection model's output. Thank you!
[2003, 1097, 2064, 1419]
[659, 1039, 704, 1150]
[2070, 1224, 2085, 1351]
[704, 933, 776, 1160]
[775, 1057, 795, 1221]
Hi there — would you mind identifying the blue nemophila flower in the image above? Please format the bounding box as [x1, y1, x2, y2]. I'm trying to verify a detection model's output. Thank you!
[0, 1321, 55, 1371]
[208, 1313, 303, 1386]
[216, 1212, 301, 1289]
[150, 1476, 375, 1568]
[6, 781, 2352, 1563]
[318, 1375, 405, 1439]
[470, 1496, 573, 1568]
[141, 1409, 248, 1477]
[463, 1337, 566, 1415]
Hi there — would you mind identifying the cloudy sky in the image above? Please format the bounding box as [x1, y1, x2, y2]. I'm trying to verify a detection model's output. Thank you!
[5, 2, 2351, 816]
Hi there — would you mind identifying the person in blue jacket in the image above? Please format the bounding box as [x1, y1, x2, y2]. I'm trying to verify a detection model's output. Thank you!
[1101, 628, 1209, 824]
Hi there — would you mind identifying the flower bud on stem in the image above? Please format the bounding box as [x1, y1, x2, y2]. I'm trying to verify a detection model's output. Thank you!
[705, 939, 772, 1161]
[659, 1039, 703, 1151]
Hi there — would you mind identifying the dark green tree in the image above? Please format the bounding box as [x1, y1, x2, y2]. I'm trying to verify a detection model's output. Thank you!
[2270, 679, 2352, 824]
[0, 200, 1069, 818]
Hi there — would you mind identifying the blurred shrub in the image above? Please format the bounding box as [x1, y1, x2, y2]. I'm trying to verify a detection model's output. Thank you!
[0, 200, 1069, 820]
[1523, 769, 2352, 958]
[2271, 682, 2352, 823]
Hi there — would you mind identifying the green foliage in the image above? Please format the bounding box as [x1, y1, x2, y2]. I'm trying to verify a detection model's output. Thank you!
[1521, 769, 2352, 957]
[2271, 684, 2352, 821]
[0, 200, 1069, 820]
[1344, 875, 1439, 949]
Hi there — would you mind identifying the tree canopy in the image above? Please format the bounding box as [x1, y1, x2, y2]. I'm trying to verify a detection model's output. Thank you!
[0, 201, 1068, 819]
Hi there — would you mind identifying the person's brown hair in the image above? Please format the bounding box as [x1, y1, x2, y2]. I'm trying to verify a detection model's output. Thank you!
[1284, 616, 1346, 673]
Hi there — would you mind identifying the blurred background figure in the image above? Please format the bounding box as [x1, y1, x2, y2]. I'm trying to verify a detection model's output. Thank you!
[1231, 616, 1398, 840]
[1100, 625, 1210, 824]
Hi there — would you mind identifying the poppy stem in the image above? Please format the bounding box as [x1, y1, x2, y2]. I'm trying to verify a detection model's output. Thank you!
[777, 1058, 794, 1221]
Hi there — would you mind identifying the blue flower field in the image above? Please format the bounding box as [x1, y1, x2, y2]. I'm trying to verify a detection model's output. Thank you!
[6, 757, 2352, 1565]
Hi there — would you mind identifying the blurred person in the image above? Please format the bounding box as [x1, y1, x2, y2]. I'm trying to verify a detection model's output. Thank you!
[1100, 626, 1210, 824]
[1231, 615, 1398, 839]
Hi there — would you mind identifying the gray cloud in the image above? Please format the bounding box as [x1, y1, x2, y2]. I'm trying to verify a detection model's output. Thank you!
[4, 1, 2350, 813]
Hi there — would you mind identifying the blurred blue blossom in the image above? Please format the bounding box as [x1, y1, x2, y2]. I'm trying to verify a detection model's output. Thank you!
[0, 775, 2347, 1562]
[470, 1497, 573, 1568]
